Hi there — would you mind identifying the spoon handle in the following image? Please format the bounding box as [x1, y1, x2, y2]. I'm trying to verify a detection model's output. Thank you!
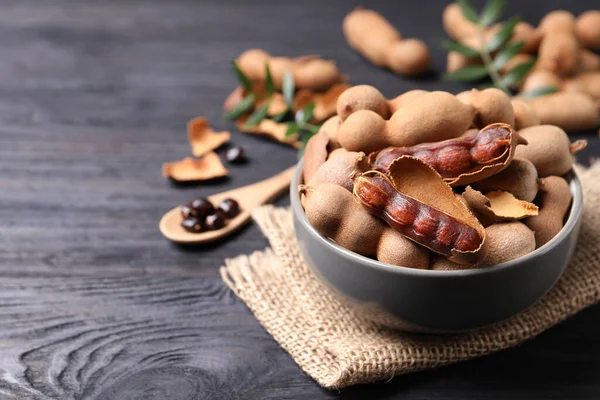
[229, 166, 296, 207]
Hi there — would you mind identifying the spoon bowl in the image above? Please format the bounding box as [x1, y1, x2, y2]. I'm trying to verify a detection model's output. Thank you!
[160, 166, 295, 244]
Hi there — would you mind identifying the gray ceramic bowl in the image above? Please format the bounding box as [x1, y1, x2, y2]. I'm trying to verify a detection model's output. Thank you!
[291, 159, 583, 333]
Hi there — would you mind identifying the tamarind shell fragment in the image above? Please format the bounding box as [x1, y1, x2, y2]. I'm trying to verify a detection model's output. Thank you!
[462, 187, 539, 224]
[370, 123, 527, 187]
[354, 156, 486, 265]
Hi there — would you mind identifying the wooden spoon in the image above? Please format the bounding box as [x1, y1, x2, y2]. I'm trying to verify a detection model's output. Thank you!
[159, 166, 296, 244]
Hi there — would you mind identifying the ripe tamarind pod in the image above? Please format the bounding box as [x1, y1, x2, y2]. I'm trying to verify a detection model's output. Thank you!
[236, 49, 343, 91]
[338, 91, 475, 153]
[525, 176, 572, 248]
[526, 92, 599, 132]
[520, 70, 561, 94]
[370, 123, 526, 186]
[319, 115, 342, 149]
[576, 49, 600, 73]
[511, 22, 542, 54]
[469, 88, 515, 128]
[303, 129, 330, 185]
[514, 125, 587, 177]
[387, 90, 430, 113]
[563, 72, 600, 101]
[462, 187, 538, 223]
[354, 156, 486, 265]
[536, 32, 580, 76]
[539, 10, 577, 34]
[575, 10, 600, 51]
[343, 8, 430, 76]
[442, 3, 478, 40]
[447, 51, 480, 73]
[307, 151, 368, 192]
[337, 85, 390, 121]
[471, 158, 539, 202]
[431, 221, 536, 270]
[301, 183, 429, 268]
[511, 99, 540, 130]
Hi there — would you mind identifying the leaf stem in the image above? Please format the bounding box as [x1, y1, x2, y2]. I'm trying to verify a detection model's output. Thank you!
[477, 25, 510, 94]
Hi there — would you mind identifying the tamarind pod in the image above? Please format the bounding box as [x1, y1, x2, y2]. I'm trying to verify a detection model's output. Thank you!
[236, 49, 343, 91]
[370, 123, 526, 186]
[387, 90, 429, 113]
[343, 8, 430, 76]
[446, 51, 480, 73]
[442, 3, 478, 40]
[539, 10, 577, 34]
[307, 151, 368, 192]
[576, 49, 600, 73]
[526, 92, 599, 132]
[511, 99, 540, 130]
[472, 158, 539, 202]
[354, 157, 486, 265]
[354, 172, 482, 257]
[514, 125, 587, 177]
[575, 10, 600, 51]
[499, 53, 534, 79]
[301, 183, 429, 268]
[562, 72, 600, 100]
[520, 70, 562, 94]
[319, 115, 342, 149]
[337, 85, 390, 121]
[537, 32, 580, 76]
[469, 88, 515, 128]
[511, 22, 542, 54]
[525, 176, 572, 248]
[303, 129, 330, 185]
[338, 91, 476, 153]
[432, 221, 536, 270]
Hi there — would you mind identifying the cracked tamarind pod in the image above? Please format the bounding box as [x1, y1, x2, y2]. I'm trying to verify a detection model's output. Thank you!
[236, 49, 344, 91]
[338, 91, 475, 154]
[336, 85, 429, 121]
[525, 176, 572, 248]
[343, 8, 430, 76]
[300, 183, 429, 269]
[354, 156, 487, 265]
[514, 125, 587, 177]
[370, 123, 526, 187]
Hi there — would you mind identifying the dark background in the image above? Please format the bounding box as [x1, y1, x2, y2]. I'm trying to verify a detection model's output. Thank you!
[0, 0, 598, 399]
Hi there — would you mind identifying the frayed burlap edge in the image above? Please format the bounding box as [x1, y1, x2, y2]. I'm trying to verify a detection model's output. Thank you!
[220, 163, 600, 389]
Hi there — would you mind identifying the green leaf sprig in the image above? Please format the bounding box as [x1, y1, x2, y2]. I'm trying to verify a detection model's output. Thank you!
[442, 0, 543, 94]
[227, 62, 322, 149]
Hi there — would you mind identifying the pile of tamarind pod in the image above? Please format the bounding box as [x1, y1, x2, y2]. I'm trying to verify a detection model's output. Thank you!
[300, 85, 587, 271]
[343, 8, 431, 76]
[443, 4, 600, 132]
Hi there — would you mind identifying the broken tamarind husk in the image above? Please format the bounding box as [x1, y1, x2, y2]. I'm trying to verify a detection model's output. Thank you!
[370, 123, 526, 187]
[162, 153, 228, 182]
[354, 156, 487, 265]
[187, 117, 231, 157]
[236, 117, 301, 148]
[462, 187, 539, 224]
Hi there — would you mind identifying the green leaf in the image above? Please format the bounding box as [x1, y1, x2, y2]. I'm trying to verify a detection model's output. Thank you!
[224, 94, 256, 120]
[282, 71, 295, 107]
[492, 41, 524, 70]
[501, 57, 536, 87]
[457, 0, 479, 23]
[232, 60, 253, 92]
[519, 86, 558, 99]
[285, 123, 299, 138]
[443, 65, 489, 81]
[296, 103, 315, 124]
[479, 0, 505, 26]
[264, 63, 275, 95]
[486, 16, 520, 52]
[441, 39, 480, 58]
[301, 123, 320, 135]
[244, 100, 271, 128]
[272, 109, 290, 122]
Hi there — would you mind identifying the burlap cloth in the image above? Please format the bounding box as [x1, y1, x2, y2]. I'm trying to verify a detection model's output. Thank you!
[220, 162, 600, 389]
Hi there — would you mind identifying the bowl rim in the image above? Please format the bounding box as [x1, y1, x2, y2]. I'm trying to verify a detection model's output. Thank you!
[291, 158, 583, 277]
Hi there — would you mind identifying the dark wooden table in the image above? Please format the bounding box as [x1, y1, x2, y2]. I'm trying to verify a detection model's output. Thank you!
[0, 0, 598, 399]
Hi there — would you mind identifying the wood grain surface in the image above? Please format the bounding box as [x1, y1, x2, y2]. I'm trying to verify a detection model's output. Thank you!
[0, 0, 598, 399]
